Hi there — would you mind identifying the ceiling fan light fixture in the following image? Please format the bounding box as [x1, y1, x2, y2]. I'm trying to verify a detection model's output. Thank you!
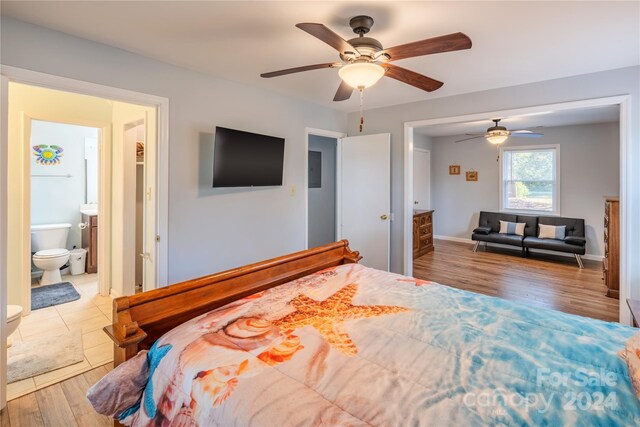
[486, 130, 510, 145]
[338, 62, 385, 89]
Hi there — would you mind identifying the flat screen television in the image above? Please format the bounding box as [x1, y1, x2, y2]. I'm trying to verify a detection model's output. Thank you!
[212, 126, 285, 187]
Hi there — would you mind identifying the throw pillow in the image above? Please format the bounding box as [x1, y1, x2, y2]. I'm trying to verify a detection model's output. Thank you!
[86, 350, 149, 418]
[499, 220, 525, 236]
[538, 224, 566, 239]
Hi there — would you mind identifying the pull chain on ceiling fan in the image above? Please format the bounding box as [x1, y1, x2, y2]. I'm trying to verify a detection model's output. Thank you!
[261, 15, 472, 131]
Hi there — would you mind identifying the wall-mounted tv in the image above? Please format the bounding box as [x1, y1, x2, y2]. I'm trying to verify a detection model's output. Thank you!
[212, 126, 285, 187]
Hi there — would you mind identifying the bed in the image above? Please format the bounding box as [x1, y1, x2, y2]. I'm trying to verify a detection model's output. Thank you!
[97, 240, 640, 426]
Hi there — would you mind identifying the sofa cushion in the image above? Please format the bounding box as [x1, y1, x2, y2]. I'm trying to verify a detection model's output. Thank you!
[524, 237, 586, 255]
[473, 226, 492, 235]
[499, 220, 525, 236]
[473, 232, 524, 247]
[478, 211, 518, 233]
[538, 224, 566, 240]
[516, 215, 538, 237]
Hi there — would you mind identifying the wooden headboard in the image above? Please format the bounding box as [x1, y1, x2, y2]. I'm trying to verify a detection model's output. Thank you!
[104, 240, 361, 366]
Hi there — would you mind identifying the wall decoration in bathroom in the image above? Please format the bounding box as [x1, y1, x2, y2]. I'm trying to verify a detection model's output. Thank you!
[449, 165, 461, 175]
[466, 170, 478, 182]
[33, 144, 64, 165]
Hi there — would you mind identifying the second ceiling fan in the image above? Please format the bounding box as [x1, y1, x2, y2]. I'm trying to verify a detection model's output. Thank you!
[261, 15, 472, 101]
[455, 119, 544, 145]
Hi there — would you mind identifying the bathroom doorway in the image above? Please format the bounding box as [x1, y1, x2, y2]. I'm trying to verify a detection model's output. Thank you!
[30, 119, 101, 297]
[3, 80, 163, 400]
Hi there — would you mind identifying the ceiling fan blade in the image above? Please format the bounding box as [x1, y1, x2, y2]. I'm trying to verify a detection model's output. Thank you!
[296, 23, 358, 55]
[333, 80, 353, 101]
[455, 135, 485, 143]
[381, 32, 472, 62]
[260, 62, 339, 78]
[511, 130, 544, 138]
[382, 64, 443, 92]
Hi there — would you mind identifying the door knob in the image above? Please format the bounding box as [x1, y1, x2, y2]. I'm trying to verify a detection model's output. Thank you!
[380, 214, 389, 220]
[139, 252, 151, 260]
[414, 201, 418, 205]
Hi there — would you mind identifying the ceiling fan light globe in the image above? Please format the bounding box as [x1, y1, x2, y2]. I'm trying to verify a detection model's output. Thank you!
[486, 131, 509, 145]
[338, 63, 385, 89]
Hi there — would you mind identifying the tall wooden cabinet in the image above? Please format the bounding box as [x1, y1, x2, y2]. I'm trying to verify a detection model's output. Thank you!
[413, 210, 434, 258]
[603, 198, 619, 299]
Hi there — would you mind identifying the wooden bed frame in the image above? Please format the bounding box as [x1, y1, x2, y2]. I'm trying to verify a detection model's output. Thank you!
[104, 240, 361, 367]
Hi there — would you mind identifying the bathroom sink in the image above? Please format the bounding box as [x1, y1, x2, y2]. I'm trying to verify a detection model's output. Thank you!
[80, 209, 98, 216]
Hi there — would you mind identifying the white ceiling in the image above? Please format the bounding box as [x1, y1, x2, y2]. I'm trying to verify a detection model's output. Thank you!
[2, 1, 639, 113]
[415, 104, 620, 137]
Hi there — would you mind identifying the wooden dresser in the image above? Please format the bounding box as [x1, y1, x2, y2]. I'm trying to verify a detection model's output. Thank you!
[603, 198, 619, 299]
[413, 210, 434, 258]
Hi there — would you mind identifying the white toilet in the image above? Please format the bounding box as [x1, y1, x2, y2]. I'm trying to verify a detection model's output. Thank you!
[31, 223, 71, 286]
[7, 305, 23, 338]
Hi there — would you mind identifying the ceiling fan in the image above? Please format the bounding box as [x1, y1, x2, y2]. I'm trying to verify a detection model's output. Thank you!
[455, 119, 544, 145]
[260, 15, 472, 102]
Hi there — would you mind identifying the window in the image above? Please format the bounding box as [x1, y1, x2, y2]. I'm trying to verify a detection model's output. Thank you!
[500, 145, 559, 215]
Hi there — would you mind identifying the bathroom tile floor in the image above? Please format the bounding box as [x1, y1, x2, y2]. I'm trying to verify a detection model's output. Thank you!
[7, 273, 113, 401]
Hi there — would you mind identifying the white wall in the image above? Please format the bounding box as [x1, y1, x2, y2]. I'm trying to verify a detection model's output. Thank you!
[346, 66, 638, 285]
[307, 135, 336, 248]
[430, 122, 619, 257]
[30, 120, 98, 250]
[0, 17, 348, 283]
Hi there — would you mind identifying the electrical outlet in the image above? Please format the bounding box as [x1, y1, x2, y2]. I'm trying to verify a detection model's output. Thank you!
[290, 185, 296, 196]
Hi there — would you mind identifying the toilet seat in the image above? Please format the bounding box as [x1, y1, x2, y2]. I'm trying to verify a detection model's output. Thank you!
[33, 248, 70, 259]
[7, 305, 22, 322]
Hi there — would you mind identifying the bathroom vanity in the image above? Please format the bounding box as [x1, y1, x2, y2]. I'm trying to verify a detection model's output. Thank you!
[81, 212, 98, 273]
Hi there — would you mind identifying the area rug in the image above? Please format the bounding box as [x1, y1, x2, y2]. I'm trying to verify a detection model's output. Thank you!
[31, 281, 80, 310]
[7, 330, 84, 383]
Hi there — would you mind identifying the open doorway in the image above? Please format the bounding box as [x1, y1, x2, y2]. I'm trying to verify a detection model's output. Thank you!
[304, 128, 345, 250]
[30, 119, 101, 305]
[4, 81, 160, 401]
[307, 135, 338, 249]
[405, 97, 631, 323]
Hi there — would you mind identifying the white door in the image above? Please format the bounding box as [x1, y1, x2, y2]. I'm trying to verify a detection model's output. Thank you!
[413, 149, 430, 209]
[142, 111, 157, 291]
[339, 133, 391, 271]
[117, 109, 156, 294]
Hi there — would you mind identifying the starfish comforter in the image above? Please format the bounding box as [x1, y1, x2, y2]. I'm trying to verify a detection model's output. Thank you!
[98, 263, 640, 426]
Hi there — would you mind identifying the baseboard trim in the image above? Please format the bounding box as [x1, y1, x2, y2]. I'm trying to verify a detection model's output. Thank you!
[433, 235, 604, 262]
[433, 235, 474, 244]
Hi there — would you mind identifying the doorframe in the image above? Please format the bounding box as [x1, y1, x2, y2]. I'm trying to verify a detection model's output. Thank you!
[303, 128, 346, 249]
[21, 114, 110, 308]
[0, 65, 170, 291]
[403, 95, 634, 324]
[0, 75, 8, 409]
[413, 148, 431, 210]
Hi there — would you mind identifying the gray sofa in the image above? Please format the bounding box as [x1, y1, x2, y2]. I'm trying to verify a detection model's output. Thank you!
[471, 211, 587, 268]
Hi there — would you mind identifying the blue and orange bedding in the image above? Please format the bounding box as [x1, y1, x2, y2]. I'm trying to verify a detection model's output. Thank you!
[92, 263, 640, 426]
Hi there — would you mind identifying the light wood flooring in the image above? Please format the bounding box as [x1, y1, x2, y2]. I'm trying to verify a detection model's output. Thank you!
[414, 239, 619, 322]
[1, 363, 113, 427]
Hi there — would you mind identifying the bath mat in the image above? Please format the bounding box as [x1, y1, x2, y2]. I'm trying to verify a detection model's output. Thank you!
[7, 330, 84, 383]
[31, 282, 80, 310]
